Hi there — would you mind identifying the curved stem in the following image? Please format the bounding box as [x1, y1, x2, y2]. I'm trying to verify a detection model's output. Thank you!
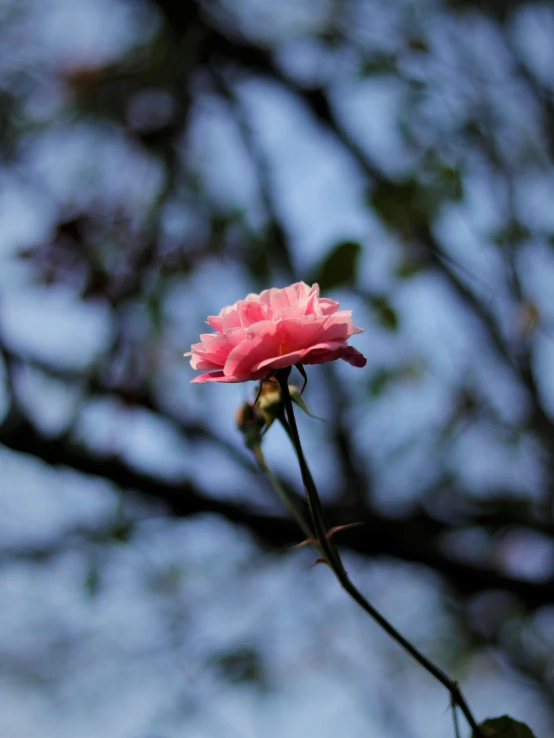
[252, 445, 314, 542]
[453, 702, 462, 738]
[275, 368, 481, 737]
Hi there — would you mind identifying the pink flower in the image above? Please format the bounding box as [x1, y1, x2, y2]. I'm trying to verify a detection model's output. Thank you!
[186, 282, 367, 383]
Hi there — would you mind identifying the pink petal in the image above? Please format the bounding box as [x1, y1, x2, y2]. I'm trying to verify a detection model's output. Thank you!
[318, 297, 340, 316]
[269, 288, 291, 313]
[221, 306, 242, 332]
[284, 283, 304, 306]
[206, 315, 223, 332]
[188, 281, 366, 382]
[224, 324, 281, 379]
[280, 318, 323, 350]
[253, 349, 307, 373]
[298, 341, 347, 364]
[189, 356, 222, 370]
[339, 346, 367, 367]
[191, 371, 241, 383]
[319, 315, 354, 343]
[237, 299, 266, 327]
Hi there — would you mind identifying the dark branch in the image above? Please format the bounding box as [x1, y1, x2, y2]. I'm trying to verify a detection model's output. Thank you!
[1, 410, 553, 610]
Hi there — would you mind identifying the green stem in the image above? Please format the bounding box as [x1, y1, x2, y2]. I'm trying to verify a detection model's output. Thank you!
[453, 702, 462, 738]
[275, 368, 481, 738]
[252, 445, 314, 542]
[275, 370, 345, 574]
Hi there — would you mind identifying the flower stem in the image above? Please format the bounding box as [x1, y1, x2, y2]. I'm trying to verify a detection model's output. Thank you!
[252, 445, 314, 542]
[453, 701, 462, 738]
[274, 368, 481, 737]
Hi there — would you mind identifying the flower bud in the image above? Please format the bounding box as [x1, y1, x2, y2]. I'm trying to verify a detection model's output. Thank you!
[256, 377, 282, 423]
[236, 400, 266, 451]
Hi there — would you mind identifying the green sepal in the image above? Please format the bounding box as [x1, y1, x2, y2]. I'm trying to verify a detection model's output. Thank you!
[289, 385, 325, 421]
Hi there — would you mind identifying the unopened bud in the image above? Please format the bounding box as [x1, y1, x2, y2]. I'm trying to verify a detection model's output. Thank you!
[236, 401, 265, 451]
[256, 377, 284, 430]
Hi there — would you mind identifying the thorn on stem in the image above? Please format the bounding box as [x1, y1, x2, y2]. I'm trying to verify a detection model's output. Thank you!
[326, 522, 364, 538]
[293, 522, 364, 550]
[293, 538, 319, 549]
[310, 558, 328, 568]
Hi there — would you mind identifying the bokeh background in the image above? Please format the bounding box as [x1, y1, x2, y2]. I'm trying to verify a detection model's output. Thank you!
[1, 0, 554, 736]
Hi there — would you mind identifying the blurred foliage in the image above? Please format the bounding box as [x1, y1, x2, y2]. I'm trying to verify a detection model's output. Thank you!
[313, 240, 361, 291]
[210, 647, 267, 690]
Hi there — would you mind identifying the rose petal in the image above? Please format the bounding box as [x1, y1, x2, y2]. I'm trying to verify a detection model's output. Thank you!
[224, 324, 281, 379]
[187, 282, 367, 383]
[191, 372, 240, 383]
[339, 346, 367, 367]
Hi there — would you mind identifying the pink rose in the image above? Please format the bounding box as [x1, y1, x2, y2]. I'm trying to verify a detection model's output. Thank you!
[186, 282, 367, 383]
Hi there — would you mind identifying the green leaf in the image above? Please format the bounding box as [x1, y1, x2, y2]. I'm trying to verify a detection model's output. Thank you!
[368, 362, 423, 396]
[84, 565, 101, 598]
[368, 368, 391, 397]
[491, 221, 530, 247]
[370, 180, 424, 230]
[473, 716, 537, 738]
[395, 258, 427, 279]
[314, 241, 361, 291]
[247, 244, 271, 281]
[358, 54, 397, 78]
[146, 289, 163, 332]
[369, 295, 399, 331]
[109, 520, 134, 543]
[370, 176, 456, 230]
[212, 647, 266, 689]
[407, 36, 429, 53]
[437, 165, 464, 201]
[147, 564, 184, 596]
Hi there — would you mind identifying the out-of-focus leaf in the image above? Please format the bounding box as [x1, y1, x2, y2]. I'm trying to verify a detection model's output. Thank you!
[85, 565, 101, 598]
[146, 289, 163, 333]
[368, 362, 424, 396]
[147, 564, 184, 597]
[395, 258, 427, 279]
[0, 89, 21, 159]
[473, 716, 536, 738]
[516, 301, 540, 338]
[407, 36, 429, 53]
[247, 242, 271, 282]
[492, 221, 530, 247]
[211, 647, 266, 689]
[369, 295, 399, 331]
[314, 240, 361, 291]
[436, 166, 463, 201]
[109, 520, 134, 543]
[369, 368, 391, 397]
[370, 172, 460, 231]
[370, 179, 430, 230]
[358, 54, 397, 77]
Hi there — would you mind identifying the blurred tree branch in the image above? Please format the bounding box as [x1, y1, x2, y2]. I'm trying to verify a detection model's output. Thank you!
[1, 403, 553, 611]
